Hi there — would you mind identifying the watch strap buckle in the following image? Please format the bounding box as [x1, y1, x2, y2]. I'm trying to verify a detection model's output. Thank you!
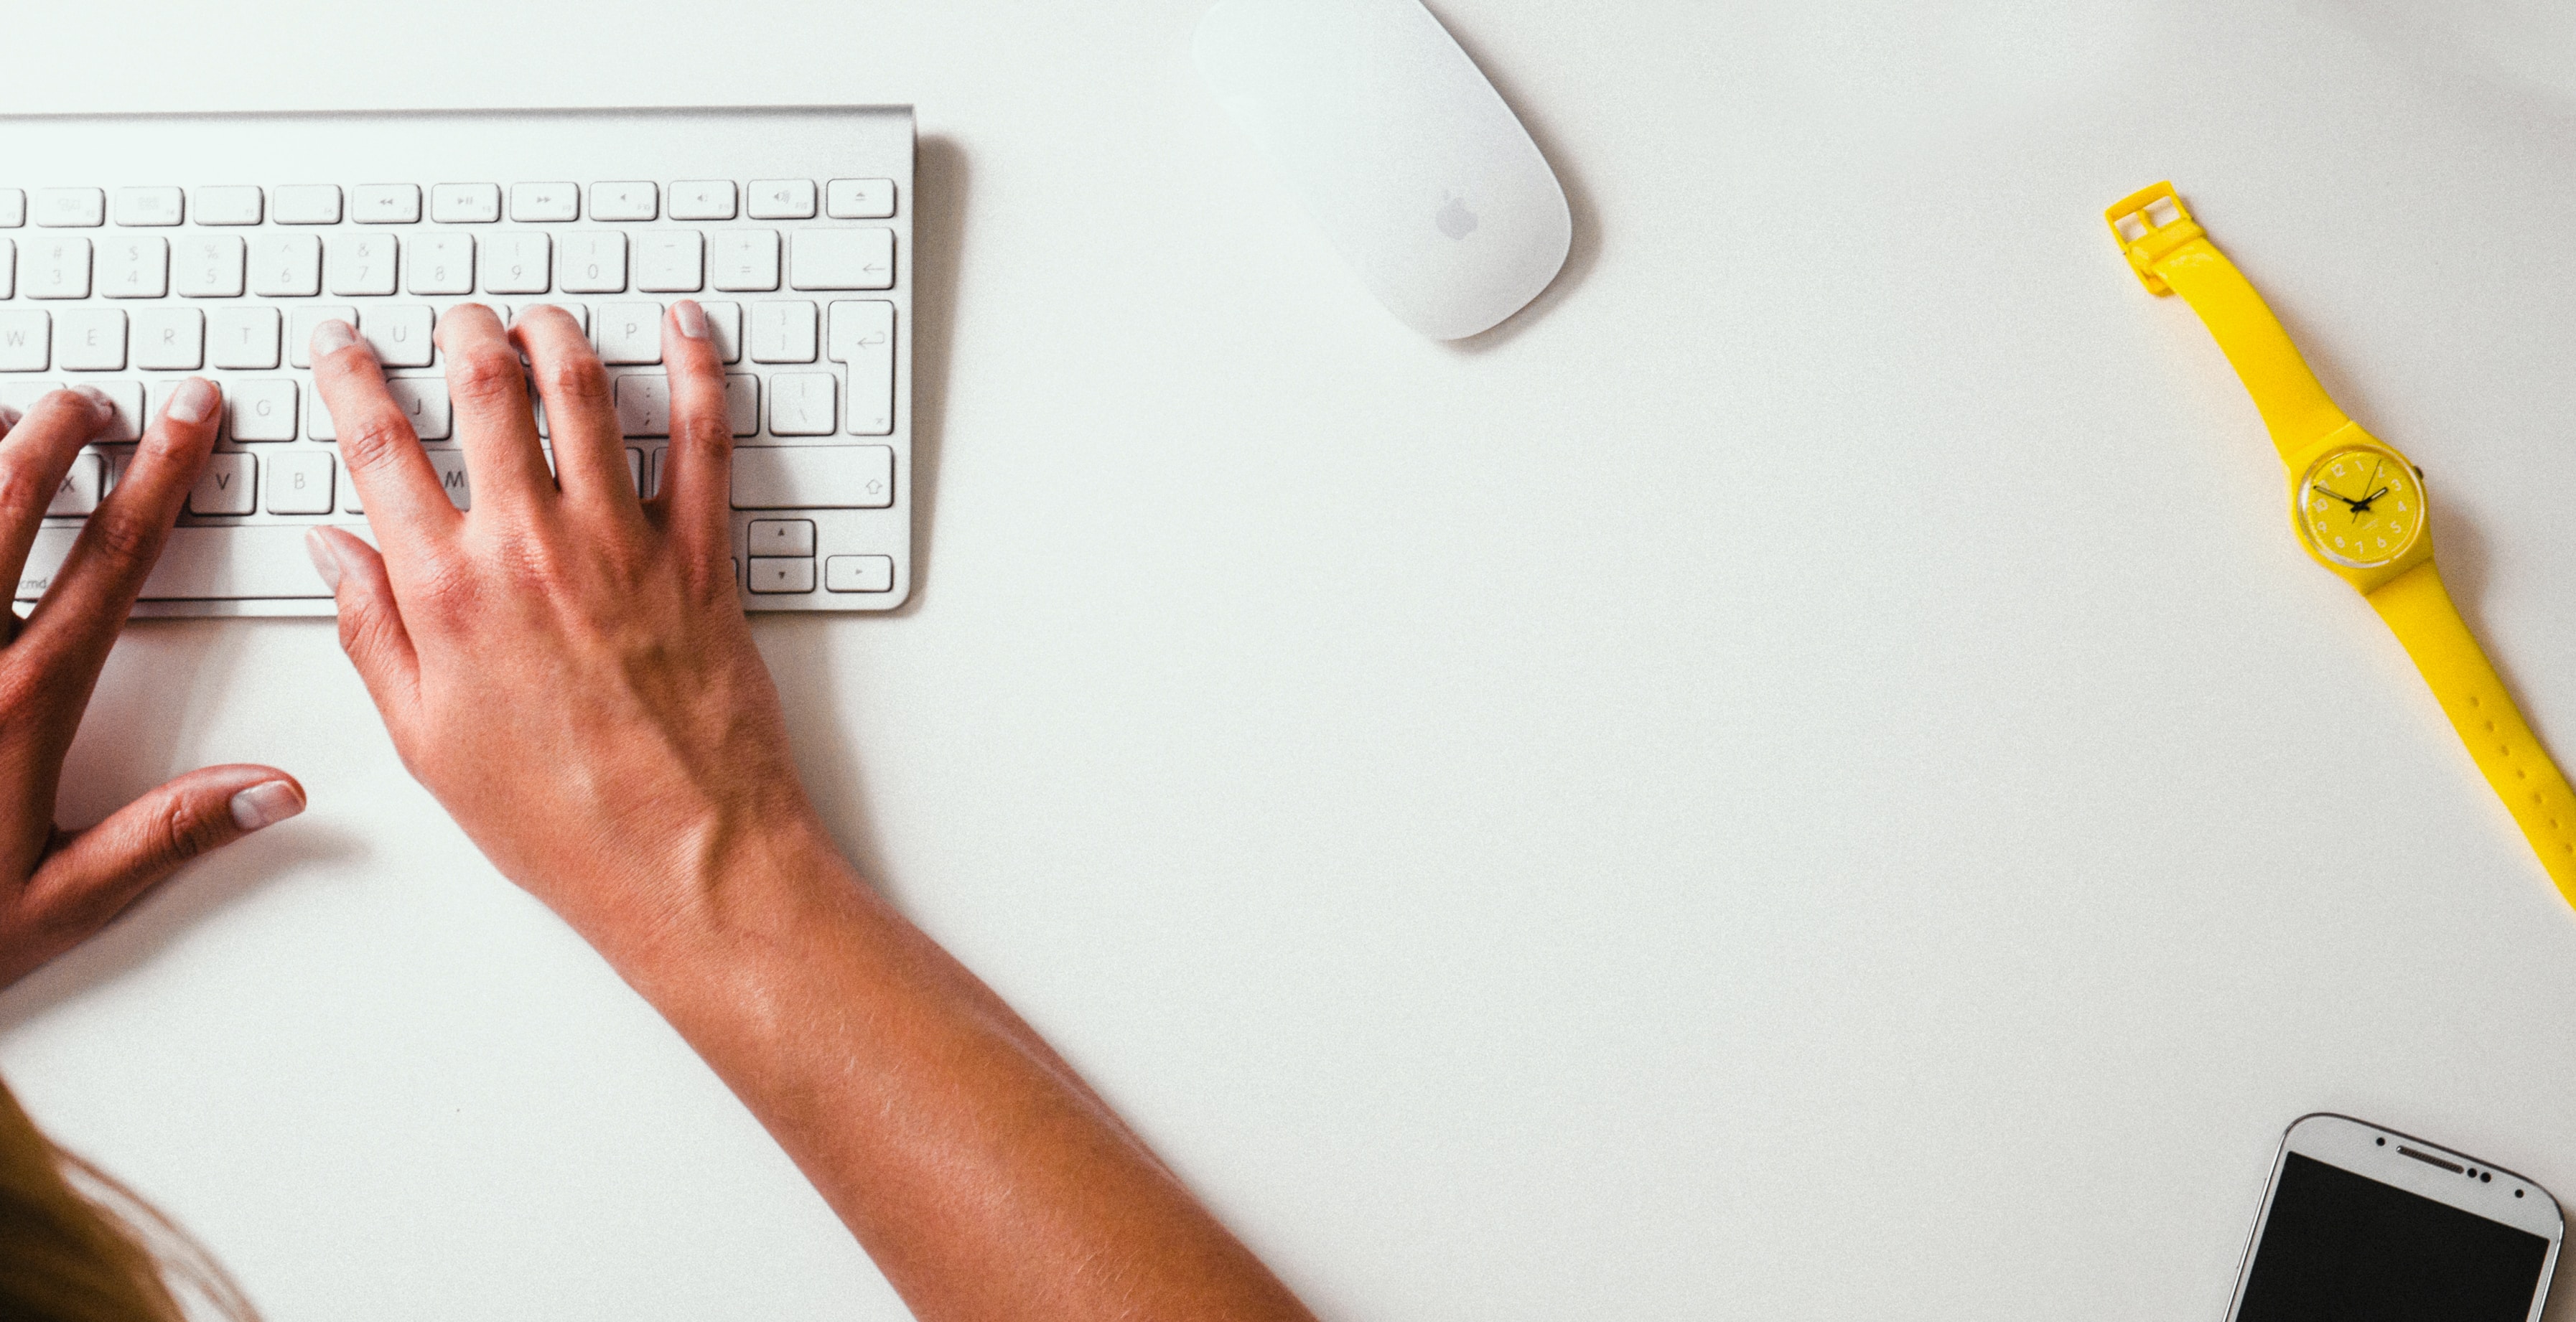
[2104, 181, 2203, 295]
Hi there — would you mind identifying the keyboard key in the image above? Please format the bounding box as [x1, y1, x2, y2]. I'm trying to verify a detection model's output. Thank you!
[481, 232, 551, 294]
[431, 183, 501, 224]
[668, 180, 737, 220]
[112, 187, 185, 226]
[559, 232, 627, 294]
[287, 306, 358, 368]
[426, 449, 472, 509]
[388, 376, 452, 440]
[710, 230, 780, 291]
[828, 301, 895, 436]
[510, 182, 579, 222]
[635, 230, 703, 293]
[101, 235, 169, 299]
[701, 301, 744, 364]
[56, 309, 126, 371]
[748, 301, 816, 363]
[747, 179, 817, 220]
[789, 228, 894, 291]
[0, 240, 10, 299]
[0, 311, 46, 371]
[765, 372, 836, 436]
[730, 444, 892, 508]
[272, 185, 344, 225]
[17, 524, 341, 601]
[47, 453, 103, 516]
[353, 184, 422, 223]
[725, 373, 759, 436]
[366, 304, 436, 367]
[175, 234, 247, 297]
[590, 182, 657, 222]
[747, 518, 815, 555]
[23, 238, 91, 299]
[192, 185, 263, 225]
[825, 179, 897, 220]
[408, 233, 474, 295]
[823, 553, 899, 594]
[0, 380, 57, 417]
[34, 188, 104, 228]
[93, 380, 144, 441]
[596, 301, 663, 364]
[225, 379, 297, 441]
[0, 190, 22, 228]
[825, 555, 894, 593]
[189, 453, 256, 515]
[746, 557, 816, 593]
[249, 233, 322, 296]
[266, 451, 335, 515]
[133, 306, 204, 370]
[613, 372, 670, 436]
[326, 233, 398, 296]
[208, 308, 281, 370]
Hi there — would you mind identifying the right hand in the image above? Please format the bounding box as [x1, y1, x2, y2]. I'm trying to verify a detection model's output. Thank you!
[302, 304, 826, 950]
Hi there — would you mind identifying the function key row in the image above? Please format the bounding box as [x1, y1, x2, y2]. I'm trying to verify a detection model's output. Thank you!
[0, 179, 898, 229]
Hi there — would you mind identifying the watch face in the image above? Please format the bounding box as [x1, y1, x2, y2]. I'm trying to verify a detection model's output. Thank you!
[2298, 448, 2425, 568]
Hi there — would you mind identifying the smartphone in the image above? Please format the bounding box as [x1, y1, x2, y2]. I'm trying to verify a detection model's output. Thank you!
[2225, 1113, 2564, 1321]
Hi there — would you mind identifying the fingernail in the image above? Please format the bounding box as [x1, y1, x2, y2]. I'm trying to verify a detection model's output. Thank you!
[303, 528, 343, 591]
[311, 319, 358, 357]
[71, 385, 115, 422]
[673, 300, 708, 339]
[229, 781, 304, 832]
[167, 378, 218, 425]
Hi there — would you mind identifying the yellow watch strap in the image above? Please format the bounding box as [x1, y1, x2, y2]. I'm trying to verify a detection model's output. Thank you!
[2369, 563, 2576, 909]
[2104, 182, 2352, 461]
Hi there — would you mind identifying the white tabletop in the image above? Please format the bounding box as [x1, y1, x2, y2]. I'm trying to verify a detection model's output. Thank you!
[9, 2, 2576, 1317]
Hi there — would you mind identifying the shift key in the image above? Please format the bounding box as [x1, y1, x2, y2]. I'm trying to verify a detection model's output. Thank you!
[730, 444, 893, 509]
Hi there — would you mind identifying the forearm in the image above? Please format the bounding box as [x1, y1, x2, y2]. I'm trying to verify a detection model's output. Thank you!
[594, 817, 1315, 1322]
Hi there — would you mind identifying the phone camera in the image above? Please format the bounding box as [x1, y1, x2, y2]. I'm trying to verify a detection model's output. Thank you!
[2376, 1138, 2386, 1147]
[2481, 1173, 2493, 1183]
[2517, 1189, 2527, 1199]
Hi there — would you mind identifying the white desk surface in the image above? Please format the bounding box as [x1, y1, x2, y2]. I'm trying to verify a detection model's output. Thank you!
[7, 1, 2576, 1316]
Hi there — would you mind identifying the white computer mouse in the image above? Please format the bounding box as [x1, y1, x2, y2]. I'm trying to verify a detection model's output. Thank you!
[1194, 0, 1573, 341]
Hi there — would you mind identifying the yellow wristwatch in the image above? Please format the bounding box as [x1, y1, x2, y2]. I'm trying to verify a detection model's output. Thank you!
[2105, 181, 2576, 912]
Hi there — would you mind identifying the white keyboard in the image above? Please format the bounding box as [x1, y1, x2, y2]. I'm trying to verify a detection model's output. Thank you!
[0, 107, 914, 616]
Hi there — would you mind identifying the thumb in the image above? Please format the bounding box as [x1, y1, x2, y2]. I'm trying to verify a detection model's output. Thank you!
[306, 525, 419, 720]
[24, 766, 305, 938]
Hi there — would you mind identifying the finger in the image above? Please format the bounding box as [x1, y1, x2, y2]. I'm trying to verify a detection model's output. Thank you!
[17, 380, 221, 666]
[22, 765, 303, 947]
[512, 304, 631, 512]
[305, 526, 421, 729]
[437, 304, 553, 516]
[311, 319, 459, 555]
[657, 301, 735, 563]
[0, 388, 114, 598]
[0, 400, 21, 440]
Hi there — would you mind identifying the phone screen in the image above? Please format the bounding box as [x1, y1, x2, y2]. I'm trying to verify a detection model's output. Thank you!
[2236, 1153, 2551, 1321]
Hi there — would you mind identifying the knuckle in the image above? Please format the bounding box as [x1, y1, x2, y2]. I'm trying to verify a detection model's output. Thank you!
[538, 357, 611, 408]
[85, 508, 157, 570]
[154, 793, 230, 866]
[447, 347, 528, 408]
[0, 457, 48, 520]
[337, 416, 418, 473]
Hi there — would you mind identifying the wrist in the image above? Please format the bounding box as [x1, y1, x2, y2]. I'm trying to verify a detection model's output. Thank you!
[551, 794, 864, 979]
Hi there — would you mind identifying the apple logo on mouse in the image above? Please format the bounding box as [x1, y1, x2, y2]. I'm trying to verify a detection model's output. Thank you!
[1435, 189, 1478, 240]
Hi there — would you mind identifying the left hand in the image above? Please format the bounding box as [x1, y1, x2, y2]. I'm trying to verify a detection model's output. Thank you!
[0, 383, 304, 988]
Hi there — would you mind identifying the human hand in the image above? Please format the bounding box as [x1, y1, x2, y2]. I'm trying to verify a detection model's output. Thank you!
[303, 304, 820, 952]
[0, 385, 304, 988]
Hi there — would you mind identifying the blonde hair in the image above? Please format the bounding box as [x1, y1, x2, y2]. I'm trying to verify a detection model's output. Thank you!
[0, 1077, 258, 1321]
